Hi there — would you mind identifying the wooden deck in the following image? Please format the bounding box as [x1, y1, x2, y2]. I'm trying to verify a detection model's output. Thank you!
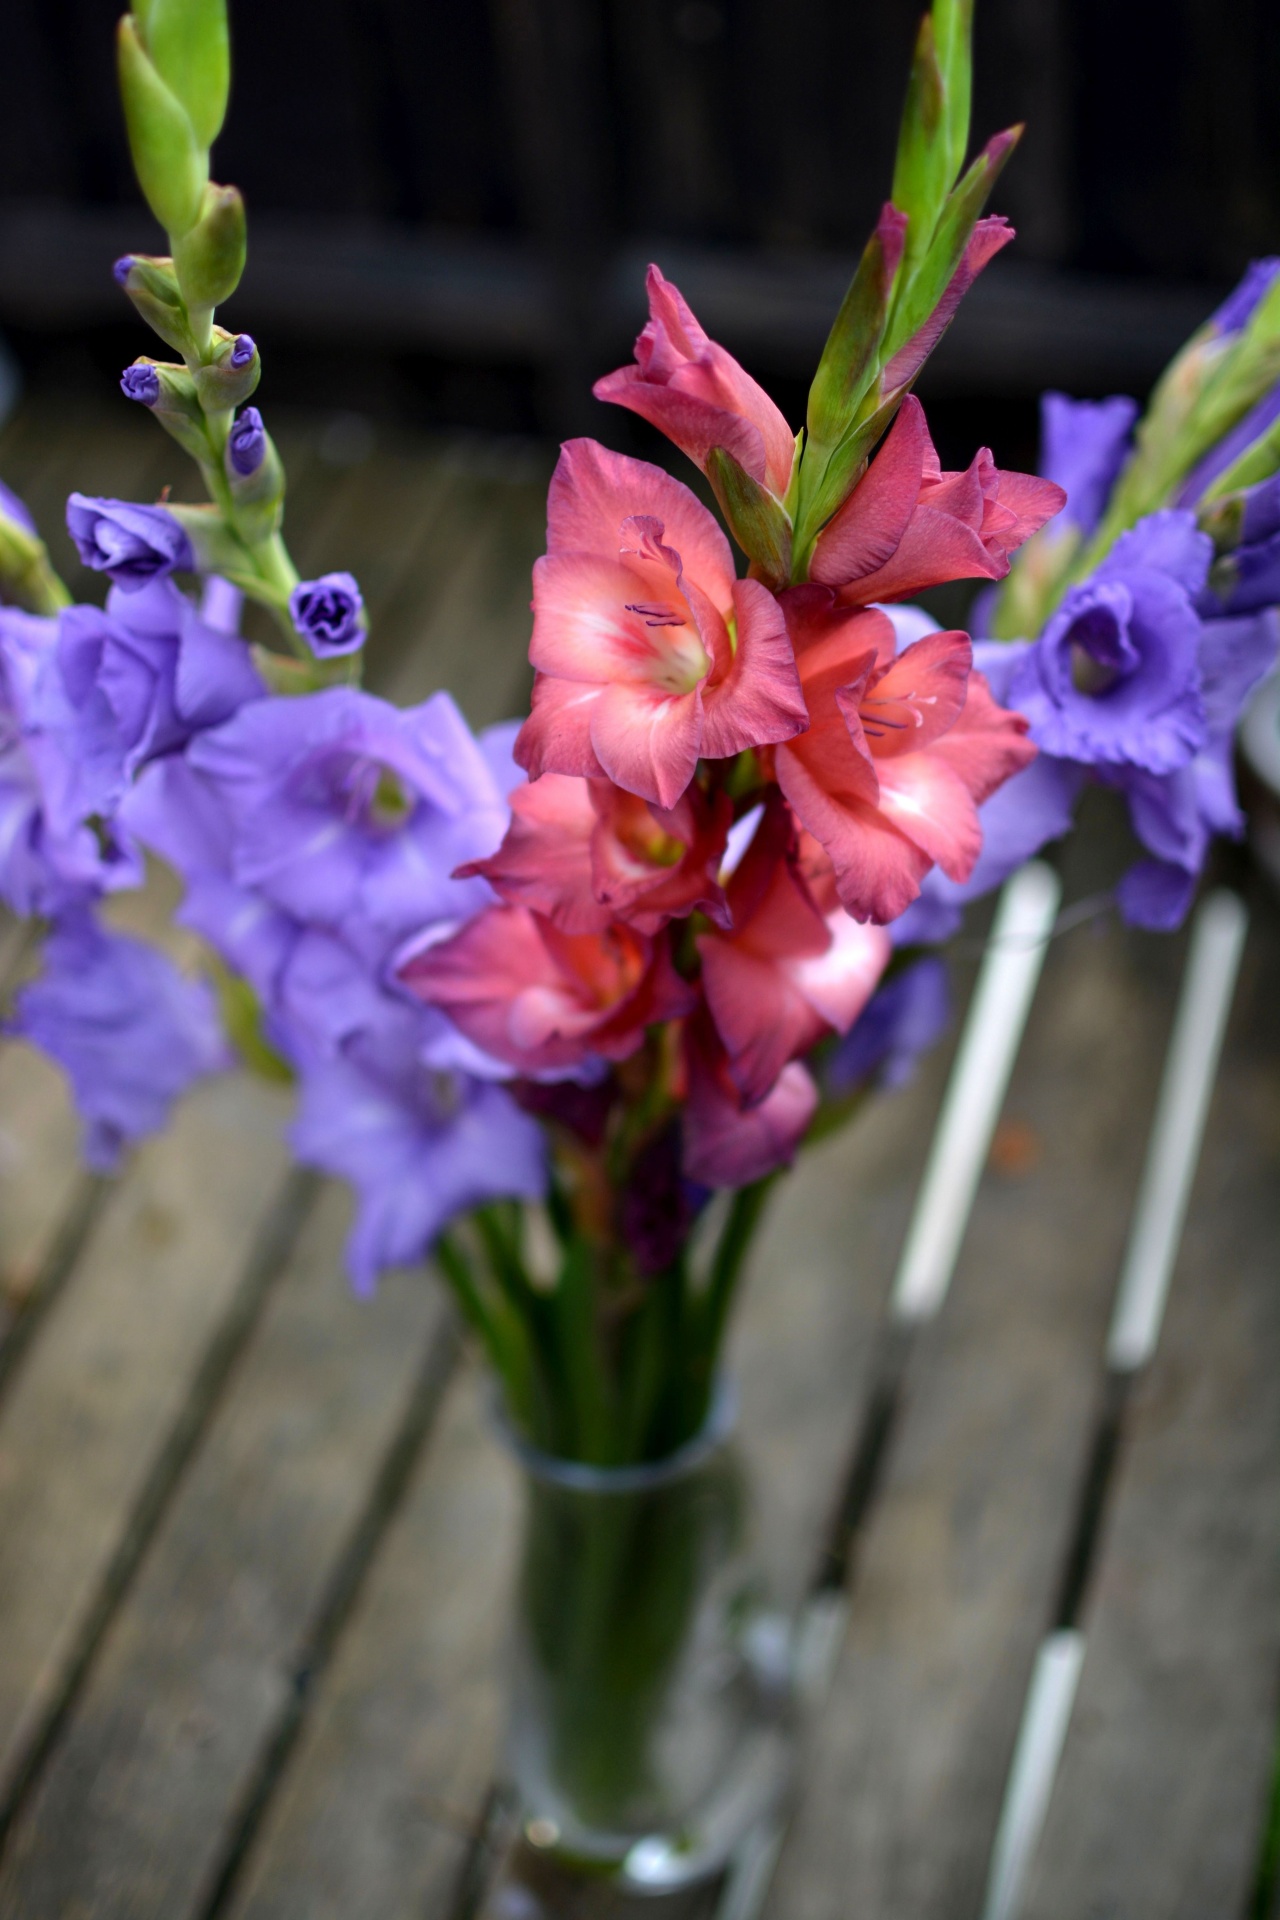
[0, 395, 1277, 1919]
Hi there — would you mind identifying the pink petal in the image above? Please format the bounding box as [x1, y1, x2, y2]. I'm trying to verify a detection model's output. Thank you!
[699, 578, 809, 760]
[592, 368, 771, 492]
[458, 773, 609, 933]
[857, 629, 972, 759]
[874, 751, 983, 880]
[545, 439, 734, 597]
[776, 744, 932, 923]
[840, 500, 1006, 603]
[588, 679, 703, 809]
[809, 396, 930, 588]
[790, 912, 890, 1031]
[532, 550, 706, 686]
[684, 1024, 818, 1187]
[699, 940, 826, 1105]
[514, 674, 607, 782]
[930, 666, 1037, 804]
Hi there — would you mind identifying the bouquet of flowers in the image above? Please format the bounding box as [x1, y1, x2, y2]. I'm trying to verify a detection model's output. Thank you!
[1, 0, 1276, 1877]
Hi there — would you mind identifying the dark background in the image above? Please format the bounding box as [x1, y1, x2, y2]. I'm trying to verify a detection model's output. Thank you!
[2, 0, 1279, 470]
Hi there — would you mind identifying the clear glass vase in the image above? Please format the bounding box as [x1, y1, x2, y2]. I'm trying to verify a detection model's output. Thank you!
[498, 1388, 796, 1893]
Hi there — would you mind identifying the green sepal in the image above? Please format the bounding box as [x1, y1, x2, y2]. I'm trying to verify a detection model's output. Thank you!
[0, 511, 72, 616]
[704, 446, 792, 587]
[173, 181, 246, 310]
[891, 13, 949, 274]
[135, 0, 229, 149]
[128, 357, 213, 463]
[806, 204, 907, 456]
[225, 428, 286, 543]
[204, 954, 293, 1084]
[117, 15, 207, 238]
[193, 327, 261, 410]
[884, 124, 1020, 366]
[116, 253, 197, 359]
[163, 500, 254, 578]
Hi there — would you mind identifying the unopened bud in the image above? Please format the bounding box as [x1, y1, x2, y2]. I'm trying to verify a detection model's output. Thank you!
[228, 406, 266, 476]
[192, 326, 261, 410]
[173, 181, 246, 310]
[121, 361, 161, 405]
[117, 14, 207, 239]
[122, 357, 211, 465]
[134, 0, 230, 150]
[289, 573, 366, 657]
[114, 252, 196, 359]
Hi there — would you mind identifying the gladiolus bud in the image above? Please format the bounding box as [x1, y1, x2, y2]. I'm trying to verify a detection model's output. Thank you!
[173, 181, 246, 309]
[117, 14, 207, 239]
[192, 326, 261, 410]
[114, 252, 196, 359]
[224, 417, 286, 541]
[227, 406, 266, 477]
[120, 362, 161, 406]
[126, 358, 213, 463]
[133, 0, 230, 149]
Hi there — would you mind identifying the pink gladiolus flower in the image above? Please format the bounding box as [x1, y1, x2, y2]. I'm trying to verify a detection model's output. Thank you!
[514, 440, 808, 810]
[696, 800, 890, 1103]
[683, 1009, 818, 1188]
[594, 266, 797, 499]
[809, 394, 1065, 602]
[396, 905, 696, 1078]
[774, 590, 1036, 924]
[458, 771, 732, 936]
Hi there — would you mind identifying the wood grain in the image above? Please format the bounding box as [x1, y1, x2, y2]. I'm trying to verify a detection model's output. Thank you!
[1022, 895, 1280, 1920]
[765, 907, 1184, 1920]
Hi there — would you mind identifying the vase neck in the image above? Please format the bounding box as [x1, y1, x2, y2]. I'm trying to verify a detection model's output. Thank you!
[493, 1378, 738, 1492]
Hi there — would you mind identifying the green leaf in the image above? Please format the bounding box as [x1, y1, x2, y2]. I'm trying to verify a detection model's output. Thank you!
[136, 0, 230, 149]
[705, 446, 792, 586]
[117, 15, 207, 237]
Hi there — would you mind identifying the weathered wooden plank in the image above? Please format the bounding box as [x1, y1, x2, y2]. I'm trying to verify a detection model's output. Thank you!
[220, 990, 965, 1919]
[0, 1071, 295, 1823]
[1022, 896, 1280, 1920]
[764, 905, 1184, 1920]
[0, 1183, 453, 1920]
[0, 1039, 91, 1343]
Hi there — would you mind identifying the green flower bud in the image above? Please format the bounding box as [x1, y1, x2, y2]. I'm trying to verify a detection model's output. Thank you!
[192, 328, 261, 411]
[173, 182, 246, 310]
[134, 0, 229, 150]
[123, 355, 213, 463]
[113, 252, 197, 359]
[705, 447, 792, 588]
[117, 15, 207, 239]
[225, 423, 285, 542]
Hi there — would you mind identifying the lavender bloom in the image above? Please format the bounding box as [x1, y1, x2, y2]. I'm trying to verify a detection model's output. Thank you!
[230, 334, 256, 369]
[289, 573, 364, 657]
[1040, 392, 1139, 535]
[228, 407, 266, 477]
[1198, 473, 1280, 617]
[30, 578, 264, 833]
[1008, 512, 1212, 775]
[185, 687, 508, 963]
[1117, 608, 1279, 929]
[66, 494, 193, 592]
[1206, 258, 1280, 337]
[825, 959, 951, 1094]
[0, 608, 142, 915]
[120, 363, 160, 406]
[9, 911, 227, 1170]
[291, 1034, 545, 1293]
[0, 481, 36, 537]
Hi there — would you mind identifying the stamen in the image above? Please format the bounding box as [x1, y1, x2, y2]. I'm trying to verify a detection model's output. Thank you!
[624, 602, 686, 628]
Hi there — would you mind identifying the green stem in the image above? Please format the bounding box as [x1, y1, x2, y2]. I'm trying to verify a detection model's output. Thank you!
[689, 1180, 775, 1421]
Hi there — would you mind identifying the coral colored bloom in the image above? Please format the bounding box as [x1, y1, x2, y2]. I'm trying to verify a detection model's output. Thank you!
[515, 441, 807, 810]
[682, 1010, 817, 1189]
[397, 905, 696, 1079]
[809, 396, 1064, 603]
[696, 801, 889, 1103]
[774, 589, 1036, 923]
[459, 771, 731, 935]
[594, 266, 796, 498]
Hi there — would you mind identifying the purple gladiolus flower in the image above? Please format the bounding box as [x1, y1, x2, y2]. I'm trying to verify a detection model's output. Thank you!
[120, 363, 160, 406]
[29, 578, 264, 832]
[291, 1034, 545, 1293]
[66, 494, 193, 591]
[228, 407, 266, 477]
[0, 608, 142, 915]
[185, 687, 508, 962]
[1008, 512, 1212, 775]
[230, 334, 256, 369]
[289, 573, 364, 657]
[1039, 392, 1138, 536]
[825, 958, 951, 1094]
[1198, 473, 1280, 617]
[1117, 608, 1279, 929]
[8, 911, 227, 1170]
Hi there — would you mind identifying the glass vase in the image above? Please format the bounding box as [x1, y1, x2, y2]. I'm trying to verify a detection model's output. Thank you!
[498, 1388, 796, 1893]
